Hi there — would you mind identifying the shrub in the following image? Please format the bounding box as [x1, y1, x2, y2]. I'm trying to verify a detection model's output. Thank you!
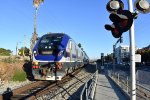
[0, 48, 12, 56]
[2, 57, 18, 63]
[12, 70, 26, 82]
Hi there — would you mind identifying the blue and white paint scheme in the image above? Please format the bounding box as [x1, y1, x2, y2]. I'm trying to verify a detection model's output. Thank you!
[32, 33, 89, 80]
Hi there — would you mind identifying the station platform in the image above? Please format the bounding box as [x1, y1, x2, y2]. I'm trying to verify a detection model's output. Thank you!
[94, 72, 128, 100]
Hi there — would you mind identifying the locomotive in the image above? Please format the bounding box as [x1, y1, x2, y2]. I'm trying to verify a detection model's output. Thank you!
[32, 33, 89, 80]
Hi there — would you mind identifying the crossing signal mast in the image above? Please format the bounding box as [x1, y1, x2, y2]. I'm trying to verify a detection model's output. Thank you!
[105, 0, 150, 100]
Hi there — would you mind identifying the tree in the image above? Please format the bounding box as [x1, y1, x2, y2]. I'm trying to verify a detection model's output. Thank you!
[142, 50, 150, 62]
[122, 57, 130, 63]
[33, 0, 44, 9]
[104, 54, 113, 63]
[0, 48, 12, 56]
[136, 47, 150, 62]
[18, 47, 30, 56]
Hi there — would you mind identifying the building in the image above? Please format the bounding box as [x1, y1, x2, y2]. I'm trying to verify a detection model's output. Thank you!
[115, 45, 130, 64]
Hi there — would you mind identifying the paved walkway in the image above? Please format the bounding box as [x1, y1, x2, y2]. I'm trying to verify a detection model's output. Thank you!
[94, 72, 127, 100]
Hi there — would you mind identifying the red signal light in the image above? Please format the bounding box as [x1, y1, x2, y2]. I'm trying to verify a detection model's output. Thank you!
[105, 10, 134, 38]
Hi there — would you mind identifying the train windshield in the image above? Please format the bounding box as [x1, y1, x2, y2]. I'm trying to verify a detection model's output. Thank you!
[38, 34, 63, 55]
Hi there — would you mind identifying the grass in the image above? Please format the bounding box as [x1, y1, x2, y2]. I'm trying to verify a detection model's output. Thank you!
[12, 70, 27, 82]
[2, 57, 18, 63]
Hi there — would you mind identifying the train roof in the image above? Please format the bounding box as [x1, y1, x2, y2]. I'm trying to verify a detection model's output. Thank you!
[43, 33, 64, 36]
[41, 33, 72, 39]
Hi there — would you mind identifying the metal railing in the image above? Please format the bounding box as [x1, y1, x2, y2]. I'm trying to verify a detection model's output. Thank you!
[80, 70, 98, 100]
[107, 70, 150, 100]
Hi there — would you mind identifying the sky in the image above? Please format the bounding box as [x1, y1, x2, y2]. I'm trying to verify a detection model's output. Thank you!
[0, 0, 150, 59]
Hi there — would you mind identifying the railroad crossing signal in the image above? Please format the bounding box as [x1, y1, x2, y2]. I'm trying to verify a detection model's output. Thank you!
[18, 51, 21, 56]
[134, 0, 150, 14]
[106, 0, 124, 13]
[105, 10, 134, 38]
[105, 0, 150, 39]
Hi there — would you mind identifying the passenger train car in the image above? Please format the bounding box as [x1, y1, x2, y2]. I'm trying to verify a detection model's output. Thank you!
[32, 33, 89, 80]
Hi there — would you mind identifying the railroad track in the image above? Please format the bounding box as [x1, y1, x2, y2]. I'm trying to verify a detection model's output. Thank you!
[136, 87, 150, 100]
[0, 67, 83, 100]
[0, 81, 53, 100]
[37, 67, 94, 100]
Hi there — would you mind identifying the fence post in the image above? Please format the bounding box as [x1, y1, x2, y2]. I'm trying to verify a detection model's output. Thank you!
[118, 73, 120, 85]
[127, 76, 129, 93]
[112, 72, 114, 80]
[85, 83, 88, 100]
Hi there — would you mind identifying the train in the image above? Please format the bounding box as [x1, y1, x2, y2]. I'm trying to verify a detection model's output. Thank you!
[32, 33, 89, 80]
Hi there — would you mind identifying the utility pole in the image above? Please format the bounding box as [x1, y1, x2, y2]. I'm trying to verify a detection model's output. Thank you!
[23, 35, 26, 57]
[16, 42, 18, 56]
[101, 53, 104, 72]
[113, 44, 115, 72]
